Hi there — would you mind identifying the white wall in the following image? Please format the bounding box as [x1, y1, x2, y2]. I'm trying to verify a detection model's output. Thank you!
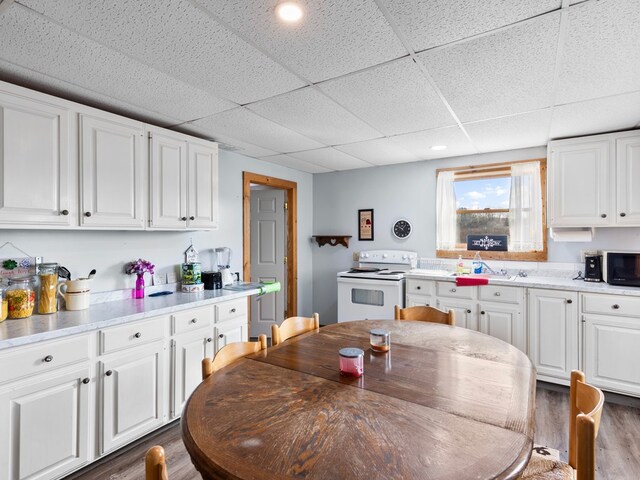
[312, 146, 640, 323]
[1, 150, 315, 315]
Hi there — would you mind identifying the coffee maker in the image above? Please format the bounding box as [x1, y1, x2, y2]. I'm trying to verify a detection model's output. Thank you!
[215, 247, 235, 286]
[584, 254, 603, 282]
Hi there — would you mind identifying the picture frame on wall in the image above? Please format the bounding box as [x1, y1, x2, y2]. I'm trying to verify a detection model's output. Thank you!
[358, 209, 374, 241]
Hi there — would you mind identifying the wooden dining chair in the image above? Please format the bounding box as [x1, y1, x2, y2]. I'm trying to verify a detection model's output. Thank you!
[145, 445, 169, 480]
[520, 370, 605, 480]
[271, 313, 320, 346]
[394, 305, 455, 326]
[202, 334, 267, 380]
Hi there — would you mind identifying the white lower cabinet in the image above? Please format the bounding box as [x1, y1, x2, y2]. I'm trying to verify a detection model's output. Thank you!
[406, 294, 435, 307]
[99, 341, 166, 454]
[171, 329, 213, 418]
[528, 288, 579, 382]
[215, 317, 248, 352]
[436, 298, 478, 330]
[0, 365, 91, 480]
[479, 302, 525, 353]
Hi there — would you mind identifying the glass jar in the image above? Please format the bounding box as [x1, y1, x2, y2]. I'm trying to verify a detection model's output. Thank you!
[0, 285, 7, 322]
[7, 277, 35, 319]
[339, 348, 364, 377]
[38, 263, 59, 314]
[369, 329, 390, 352]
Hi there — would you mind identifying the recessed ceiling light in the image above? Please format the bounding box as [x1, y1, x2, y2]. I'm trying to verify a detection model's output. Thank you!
[431, 145, 447, 151]
[275, 1, 303, 23]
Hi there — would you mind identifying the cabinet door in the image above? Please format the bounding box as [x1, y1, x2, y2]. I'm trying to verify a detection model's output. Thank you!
[584, 314, 640, 396]
[528, 289, 579, 380]
[406, 294, 435, 307]
[79, 114, 144, 228]
[149, 131, 187, 229]
[215, 319, 248, 352]
[187, 141, 218, 229]
[172, 330, 213, 418]
[548, 140, 612, 226]
[0, 365, 91, 480]
[99, 342, 165, 454]
[479, 303, 525, 353]
[0, 91, 74, 226]
[616, 135, 640, 225]
[436, 299, 477, 330]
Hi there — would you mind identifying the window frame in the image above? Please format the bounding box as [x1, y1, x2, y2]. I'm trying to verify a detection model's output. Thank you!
[435, 158, 547, 262]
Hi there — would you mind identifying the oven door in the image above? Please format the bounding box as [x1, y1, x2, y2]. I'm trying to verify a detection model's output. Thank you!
[337, 277, 405, 323]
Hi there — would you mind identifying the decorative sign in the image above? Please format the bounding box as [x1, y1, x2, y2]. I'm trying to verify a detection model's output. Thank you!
[358, 209, 374, 241]
[467, 235, 508, 251]
[0, 257, 37, 280]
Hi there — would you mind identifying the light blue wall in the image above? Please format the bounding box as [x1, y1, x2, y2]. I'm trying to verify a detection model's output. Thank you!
[312, 146, 640, 324]
[1, 150, 315, 316]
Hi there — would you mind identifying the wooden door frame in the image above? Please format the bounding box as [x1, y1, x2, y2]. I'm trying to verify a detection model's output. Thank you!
[243, 172, 297, 319]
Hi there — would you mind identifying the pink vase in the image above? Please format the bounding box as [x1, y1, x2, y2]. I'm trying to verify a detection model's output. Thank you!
[135, 273, 145, 299]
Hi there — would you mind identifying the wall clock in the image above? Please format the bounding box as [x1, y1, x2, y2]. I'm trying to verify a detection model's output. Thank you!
[392, 219, 412, 239]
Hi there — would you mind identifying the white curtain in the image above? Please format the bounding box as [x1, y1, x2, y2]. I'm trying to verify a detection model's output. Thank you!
[509, 162, 543, 252]
[436, 171, 458, 250]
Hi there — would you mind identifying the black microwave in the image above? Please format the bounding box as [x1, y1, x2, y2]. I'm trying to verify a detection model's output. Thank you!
[602, 251, 640, 287]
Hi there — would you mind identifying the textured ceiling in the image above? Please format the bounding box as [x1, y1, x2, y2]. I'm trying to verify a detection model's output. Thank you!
[0, 0, 639, 173]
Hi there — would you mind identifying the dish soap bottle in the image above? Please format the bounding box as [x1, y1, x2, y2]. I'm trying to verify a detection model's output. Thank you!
[456, 255, 464, 275]
[472, 252, 482, 274]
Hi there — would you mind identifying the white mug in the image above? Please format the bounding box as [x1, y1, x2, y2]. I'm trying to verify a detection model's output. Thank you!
[58, 288, 91, 311]
[57, 279, 92, 295]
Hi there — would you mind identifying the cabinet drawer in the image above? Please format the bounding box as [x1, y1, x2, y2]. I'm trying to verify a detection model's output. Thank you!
[582, 293, 640, 317]
[406, 294, 435, 307]
[406, 278, 435, 296]
[172, 306, 213, 335]
[215, 298, 247, 323]
[479, 285, 522, 304]
[0, 334, 91, 384]
[436, 281, 475, 300]
[99, 316, 168, 355]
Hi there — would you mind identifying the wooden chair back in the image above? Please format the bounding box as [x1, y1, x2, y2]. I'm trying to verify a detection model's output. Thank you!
[569, 370, 605, 480]
[145, 445, 169, 480]
[394, 305, 455, 326]
[202, 334, 267, 380]
[271, 313, 320, 346]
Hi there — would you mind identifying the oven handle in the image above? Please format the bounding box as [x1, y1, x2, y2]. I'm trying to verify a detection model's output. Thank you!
[337, 277, 404, 286]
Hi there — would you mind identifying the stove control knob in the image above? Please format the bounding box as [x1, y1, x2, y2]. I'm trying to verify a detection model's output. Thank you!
[364, 253, 370, 258]
[383, 254, 388, 258]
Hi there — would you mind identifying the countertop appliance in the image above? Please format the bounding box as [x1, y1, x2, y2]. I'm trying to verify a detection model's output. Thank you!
[337, 250, 418, 323]
[602, 251, 640, 287]
[215, 247, 234, 286]
[584, 254, 603, 282]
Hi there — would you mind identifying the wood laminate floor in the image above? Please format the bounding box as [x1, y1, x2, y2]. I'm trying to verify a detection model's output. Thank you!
[68, 383, 640, 480]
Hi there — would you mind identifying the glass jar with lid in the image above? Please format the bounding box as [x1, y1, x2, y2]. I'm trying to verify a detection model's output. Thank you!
[7, 277, 35, 319]
[38, 263, 59, 314]
[339, 348, 364, 377]
[0, 284, 7, 322]
[369, 329, 390, 352]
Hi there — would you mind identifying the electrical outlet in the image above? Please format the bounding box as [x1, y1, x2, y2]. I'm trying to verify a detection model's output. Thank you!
[166, 272, 178, 284]
[152, 273, 167, 286]
[352, 252, 360, 262]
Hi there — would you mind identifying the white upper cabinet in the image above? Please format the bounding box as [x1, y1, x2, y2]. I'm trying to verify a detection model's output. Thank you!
[616, 135, 640, 225]
[0, 88, 75, 227]
[149, 127, 219, 231]
[548, 139, 612, 227]
[548, 130, 640, 228]
[79, 114, 145, 229]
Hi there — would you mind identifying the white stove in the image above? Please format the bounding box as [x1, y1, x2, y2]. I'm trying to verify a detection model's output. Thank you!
[337, 250, 417, 323]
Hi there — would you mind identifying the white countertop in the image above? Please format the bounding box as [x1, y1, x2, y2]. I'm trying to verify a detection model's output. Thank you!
[405, 270, 640, 297]
[0, 287, 260, 350]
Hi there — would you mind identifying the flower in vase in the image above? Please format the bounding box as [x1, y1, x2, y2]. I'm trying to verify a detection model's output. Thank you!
[125, 259, 155, 276]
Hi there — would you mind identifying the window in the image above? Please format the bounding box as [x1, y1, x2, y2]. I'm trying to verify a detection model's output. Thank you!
[436, 159, 547, 261]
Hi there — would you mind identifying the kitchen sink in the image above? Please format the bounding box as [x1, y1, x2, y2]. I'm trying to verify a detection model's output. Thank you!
[449, 273, 517, 281]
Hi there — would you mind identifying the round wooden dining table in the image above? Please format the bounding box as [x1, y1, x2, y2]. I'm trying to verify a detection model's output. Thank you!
[182, 320, 536, 480]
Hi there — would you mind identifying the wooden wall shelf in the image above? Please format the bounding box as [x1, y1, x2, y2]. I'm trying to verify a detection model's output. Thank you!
[312, 235, 352, 248]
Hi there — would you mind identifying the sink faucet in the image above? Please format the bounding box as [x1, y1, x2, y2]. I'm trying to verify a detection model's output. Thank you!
[479, 262, 508, 276]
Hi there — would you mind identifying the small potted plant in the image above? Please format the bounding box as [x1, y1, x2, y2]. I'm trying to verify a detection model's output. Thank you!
[125, 259, 155, 299]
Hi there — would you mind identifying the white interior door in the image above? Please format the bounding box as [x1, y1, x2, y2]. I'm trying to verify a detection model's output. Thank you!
[250, 188, 286, 338]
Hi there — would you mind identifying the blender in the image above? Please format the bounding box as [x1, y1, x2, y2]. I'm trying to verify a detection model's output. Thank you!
[215, 247, 234, 286]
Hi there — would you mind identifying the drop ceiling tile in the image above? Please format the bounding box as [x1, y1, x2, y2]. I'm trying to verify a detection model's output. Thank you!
[196, 0, 407, 82]
[260, 154, 332, 174]
[464, 109, 551, 153]
[419, 13, 560, 123]
[390, 126, 477, 159]
[335, 138, 421, 166]
[190, 108, 324, 153]
[289, 148, 373, 171]
[19, 0, 305, 104]
[174, 123, 278, 158]
[550, 92, 640, 139]
[0, 59, 182, 127]
[556, 0, 640, 104]
[0, 5, 235, 121]
[318, 58, 456, 136]
[248, 87, 382, 145]
[385, 0, 560, 51]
